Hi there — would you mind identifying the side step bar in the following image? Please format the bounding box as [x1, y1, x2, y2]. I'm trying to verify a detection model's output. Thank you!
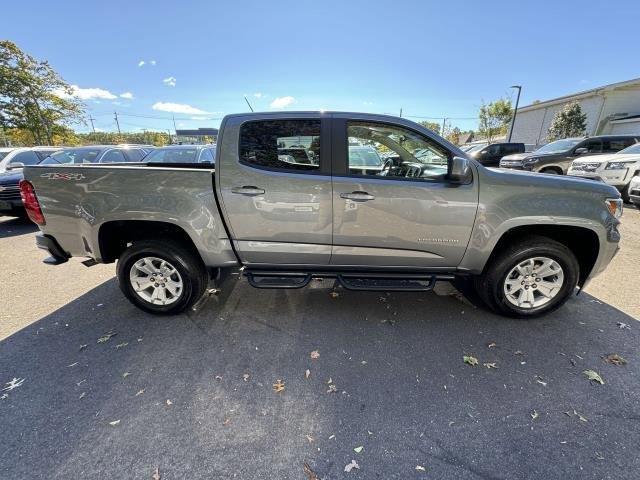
[244, 270, 455, 292]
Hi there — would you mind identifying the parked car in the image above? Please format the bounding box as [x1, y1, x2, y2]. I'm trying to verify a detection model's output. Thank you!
[23, 111, 621, 319]
[468, 143, 525, 167]
[348, 145, 384, 175]
[40, 145, 152, 165]
[568, 142, 640, 202]
[500, 135, 640, 174]
[628, 173, 640, 207]
[142, 145, 216, 163]
[0, 146, 59, 172]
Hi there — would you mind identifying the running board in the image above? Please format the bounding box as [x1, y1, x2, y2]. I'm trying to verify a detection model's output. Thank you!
[244, 270, 454, 292]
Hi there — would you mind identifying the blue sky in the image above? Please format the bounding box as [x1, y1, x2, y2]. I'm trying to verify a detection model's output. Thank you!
[4, 0, 640, 133]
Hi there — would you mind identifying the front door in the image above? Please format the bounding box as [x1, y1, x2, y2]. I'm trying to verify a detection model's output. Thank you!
[218, 115, 333, 265]
[330, 117, 478, 268]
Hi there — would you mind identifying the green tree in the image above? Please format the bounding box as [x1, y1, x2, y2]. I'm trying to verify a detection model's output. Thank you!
[419, 120, 441, 135]
[446, 126, 461, 145]
[478, 98, 513, 143]
[0, 41, 85, 145]
[547, 101, 587, 141]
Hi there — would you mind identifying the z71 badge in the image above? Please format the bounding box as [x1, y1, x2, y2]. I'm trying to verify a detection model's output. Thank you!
[40, 172, 85, 181]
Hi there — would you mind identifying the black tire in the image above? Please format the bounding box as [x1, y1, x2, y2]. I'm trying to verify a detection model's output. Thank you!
[620, 183, 631, 204]
[539, 167, 562, 175]
[474, 236, 579, 318]
[117, 239, 208, 315]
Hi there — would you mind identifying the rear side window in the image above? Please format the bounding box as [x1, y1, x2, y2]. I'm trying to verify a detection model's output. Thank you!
[502, 144, 523, 155]
[125, 149, 145, 162]
[11, 150, 41, 165]
[239, 120, 320, 172]
[581, 139, 602, 153]
[199, 148, 215, 163]
[100, 149, 127, 163]
[603, 138, 637, 152]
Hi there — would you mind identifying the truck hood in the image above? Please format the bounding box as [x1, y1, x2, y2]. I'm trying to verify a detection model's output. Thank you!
[572, 153, 640, 165]
[500, 152, 530, 162]
[483, 165, 619, 197]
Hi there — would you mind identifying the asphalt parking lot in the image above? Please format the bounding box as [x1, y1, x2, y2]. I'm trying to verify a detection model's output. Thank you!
[1, 210, 639, 479]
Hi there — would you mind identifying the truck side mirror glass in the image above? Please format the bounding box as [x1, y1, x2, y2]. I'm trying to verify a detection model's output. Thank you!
[449, 156, 472, 184]
[574, 147, 588, 155]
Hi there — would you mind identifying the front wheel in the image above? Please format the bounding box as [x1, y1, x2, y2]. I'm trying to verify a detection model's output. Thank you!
[474, 236, 579, 318]
[117, 240, 208, 315]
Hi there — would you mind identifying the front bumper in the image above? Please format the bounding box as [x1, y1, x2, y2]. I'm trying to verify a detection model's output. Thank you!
[0, 198, 24, 217]
[568, 167, 630, 187]
[36, 232, 70, 265]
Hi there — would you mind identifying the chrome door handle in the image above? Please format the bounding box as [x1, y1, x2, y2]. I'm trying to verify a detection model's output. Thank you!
[340, 191, 375, 201]
[231, 186, 265, 196]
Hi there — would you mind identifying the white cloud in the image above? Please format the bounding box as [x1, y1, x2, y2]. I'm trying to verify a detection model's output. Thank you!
[138, 60, 145, 67]
[55, 84, 117, 100]
[152, 102, 210, 115]
[270, 96, 295, 109]
[190, 116, 208, 121]
[150, 60, 157, 66]
[163, 76, 177, 87]
[119, 92, 134, 99]
[363, 101, 373, 106]
[254, 92, 263, 98]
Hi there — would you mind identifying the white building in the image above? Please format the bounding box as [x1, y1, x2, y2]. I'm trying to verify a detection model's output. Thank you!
[510, 78, 640, 145]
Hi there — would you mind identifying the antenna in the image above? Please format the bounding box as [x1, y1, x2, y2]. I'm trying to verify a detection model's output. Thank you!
[244, 95, 254, 112]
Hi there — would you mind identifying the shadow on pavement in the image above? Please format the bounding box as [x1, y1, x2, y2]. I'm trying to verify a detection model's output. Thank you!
[1, 278, 639, 479]
[0, 216, 37, 239]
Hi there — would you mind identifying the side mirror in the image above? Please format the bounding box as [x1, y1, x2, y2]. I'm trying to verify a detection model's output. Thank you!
[6, 162, 25, 170]
[449, 156, 472, 184]
[574, 147, 588, 155]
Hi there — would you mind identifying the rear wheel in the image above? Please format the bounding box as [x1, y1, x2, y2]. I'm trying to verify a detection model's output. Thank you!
[621, 183, 632, 204]
[540, 167, 562, 175]
[117, 240, 208, 315]
[474, 236, 579, 318]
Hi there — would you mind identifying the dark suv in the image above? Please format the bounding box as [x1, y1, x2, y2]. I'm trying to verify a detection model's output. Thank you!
[499, 135, 640, 174]
[467, 143, 525, 167]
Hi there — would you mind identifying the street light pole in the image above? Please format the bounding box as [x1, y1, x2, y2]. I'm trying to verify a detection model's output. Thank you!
[508, 85, 522, 142]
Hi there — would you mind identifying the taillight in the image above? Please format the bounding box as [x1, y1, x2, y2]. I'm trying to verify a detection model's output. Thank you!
[19, 180, 46, 225]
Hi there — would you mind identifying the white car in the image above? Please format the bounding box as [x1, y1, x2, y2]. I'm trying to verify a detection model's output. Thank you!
[0, 146, 60, 172]
[628, 174, 640, 207]
[568, 142, 640, 202]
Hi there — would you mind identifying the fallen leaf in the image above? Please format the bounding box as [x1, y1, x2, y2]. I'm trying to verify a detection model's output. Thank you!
[353, 446, 363, 453]
[310, 350, 320, 359]
[483, 362, 498, 369]
[487, 342, 497, 348]
[166, 399, 172, 406]
[115, 342, 128, 349]
[109, 420, 120, 426]
[344, 460, 360, 472]
[361, 361, 367, 365]
[327, 384, 337, 394]
[273, 379, 285, 393]
[122, 372, 131, 379]
[79, 344, 88, 351]
[327, 377, 332, 384]
[583, 369, 604, 385]
[535, 376, 547, 387]
[573, 409, 588, 422]
[604, 354, 627, 366]
[531, 410, 539, 420]
[416, 465, 426, 472]
[329, 434, 335, 440]
[97, 331, 117, 344]
[3, 378, 25, 391]
[303, 462, 319, 480]
[67, 362, 78, 368]
[617, 322, 630, 330]
[223, 418, 231, 426]
[463, 355, 478, 366]
[514, 350, 524, 356]
[595, 452, 605, 461]
[305, 369, 311, 379]
[329, 291, 340, 298]
[306, 434, 315, 443]
[242, 373, 250, 382]
[152, 467, 161, 480]
[135, 389, 145, 396]
[79, 392, 86, 399]
[137, 337, 143, 342]
[215, 375, 223, 381]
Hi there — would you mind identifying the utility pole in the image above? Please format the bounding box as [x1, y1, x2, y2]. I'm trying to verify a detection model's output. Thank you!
[244, 95, 254, 112]
[508, 85, 522, 142]
[441, 117, 447, 137]
[88, 116, 96, 133]
[399, 107, 403, 118]
[172, 115, 177, 134]
[114, 111, 121, 134]
[166, 129, 172, 145]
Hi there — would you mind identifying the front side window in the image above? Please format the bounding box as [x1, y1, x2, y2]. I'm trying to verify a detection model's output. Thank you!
[100, 149, 127, 163]
[199, 148, 215, 163]
[603, 138, 637, 153]
[144, 148, 199, 163]
[41, 148, 101, 165]
[240, 120, 320, 172]
[347, 121, 449, 181]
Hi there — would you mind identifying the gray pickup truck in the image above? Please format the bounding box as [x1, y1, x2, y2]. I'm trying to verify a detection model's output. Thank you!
[21, 112, 623, 318]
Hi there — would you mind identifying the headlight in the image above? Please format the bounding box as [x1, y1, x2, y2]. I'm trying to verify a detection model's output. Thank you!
[605, 198, 623, 218]
[523, 157, 539, 165]
[605, 161, 636, 170]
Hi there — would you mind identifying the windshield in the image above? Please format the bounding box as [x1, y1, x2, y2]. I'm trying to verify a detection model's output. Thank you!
[534, 139, 581, 154]
[41, 148, 102, 165]
[618, 143, 640, 155]
[349, 147, 382, 167]
[144, 148, 198, 163]
[466, 144, 487, 154]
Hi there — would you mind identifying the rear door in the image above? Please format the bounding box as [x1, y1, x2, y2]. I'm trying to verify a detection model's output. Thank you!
[217, 114, 332, 265]
[330, 115, 478, 268]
